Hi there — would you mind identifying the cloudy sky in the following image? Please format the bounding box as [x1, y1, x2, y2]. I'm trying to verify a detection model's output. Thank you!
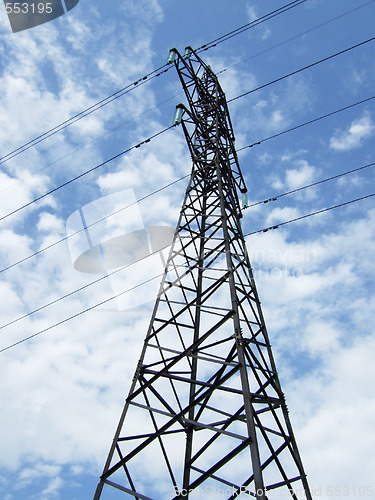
[0, 0, 374, 499]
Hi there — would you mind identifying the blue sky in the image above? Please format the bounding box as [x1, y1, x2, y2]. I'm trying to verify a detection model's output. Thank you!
[0, 1, 374, 499]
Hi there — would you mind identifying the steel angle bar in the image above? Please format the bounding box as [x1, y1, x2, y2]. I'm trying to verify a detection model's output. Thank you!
[127, 401, 178, 421]
[178, 418, 247, 441]
[197, 403, 245, 420]
[232, 442, 291, 494]
[266, 475, 307, 491]
[103, 479, 153, 499]
[118, 427, 186, 442]
[139, 376, 183, 416]
[142, 369, 243, 396]
[254, 421, 301, 485]
[103, 360, 241, 479]
[132, 311, 235, 402]
[176, 353, 238, 369]
[172, 439, 252, 500]
[189, 464, 248, 492]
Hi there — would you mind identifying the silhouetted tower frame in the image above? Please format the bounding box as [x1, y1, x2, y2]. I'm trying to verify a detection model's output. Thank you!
[94, 47, 312, 500]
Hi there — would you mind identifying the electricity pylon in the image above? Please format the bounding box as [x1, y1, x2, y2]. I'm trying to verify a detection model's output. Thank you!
[94, 47, 312, 500]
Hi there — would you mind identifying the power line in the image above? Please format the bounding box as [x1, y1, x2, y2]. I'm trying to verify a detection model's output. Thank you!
[0, 273, 163, 354]
[2, 30, 374, 226]
[0, 162, 375, 330]
[1, 190, 373, 354]
[0, 125, 175, 224]
[0, 92, 182, 198]
[217, 0, 375, 76]
[243, 161, 375, 209]
[1, 0, 360, 192]
[237, 94, 375, 151]
[1, 51, 373, 210]
[0, 65, 173, 167]
[1, 157, 372, 277]
[244, 192, 375, 236]
[0, 0, 307, 168]
[0, 173, 189, 275]
[197, 0, 308, 52]
[1, 94, 372, 275]
[1, 160, 373, 330]
[0, 248, 168, 331]
[31, 1, 374, 183]
[228, 35, 375, 103]
[0, 4, 371, 219]
[1, 0, 373, 364]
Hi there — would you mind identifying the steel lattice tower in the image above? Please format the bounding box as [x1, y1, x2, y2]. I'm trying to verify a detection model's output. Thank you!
[94, 48, 312, 500]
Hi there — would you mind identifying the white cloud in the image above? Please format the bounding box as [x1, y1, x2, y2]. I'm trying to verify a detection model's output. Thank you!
[269, 109, 284, 128]
[269, 176, 284, 190]
[242, 76, 313, 138]
[285, 159, 317, 189]
[302, 321, 340, 354]
[261, 158, 319, 203]
[122, 0, 164, 24]
[261, 27, 271, 41]
[329, 113, 374, 151]
[289, 334, 375, 490]
[0, 281, 26, 329]
[216, 63, 257, 110]
[39, 476, 64, 498]
[246, 5, 258, 22]
[247, 209, 375, 329]
[246, 4, 271, 40]
[280, 150, 308, 162]
[0, 170, 52, 225]
[265, 206, 301, 225]
[0, 229, 33, 266]
[352, 68, 366, 87]
[18, 464, 62, 487]
[37, 213, 64, 233]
